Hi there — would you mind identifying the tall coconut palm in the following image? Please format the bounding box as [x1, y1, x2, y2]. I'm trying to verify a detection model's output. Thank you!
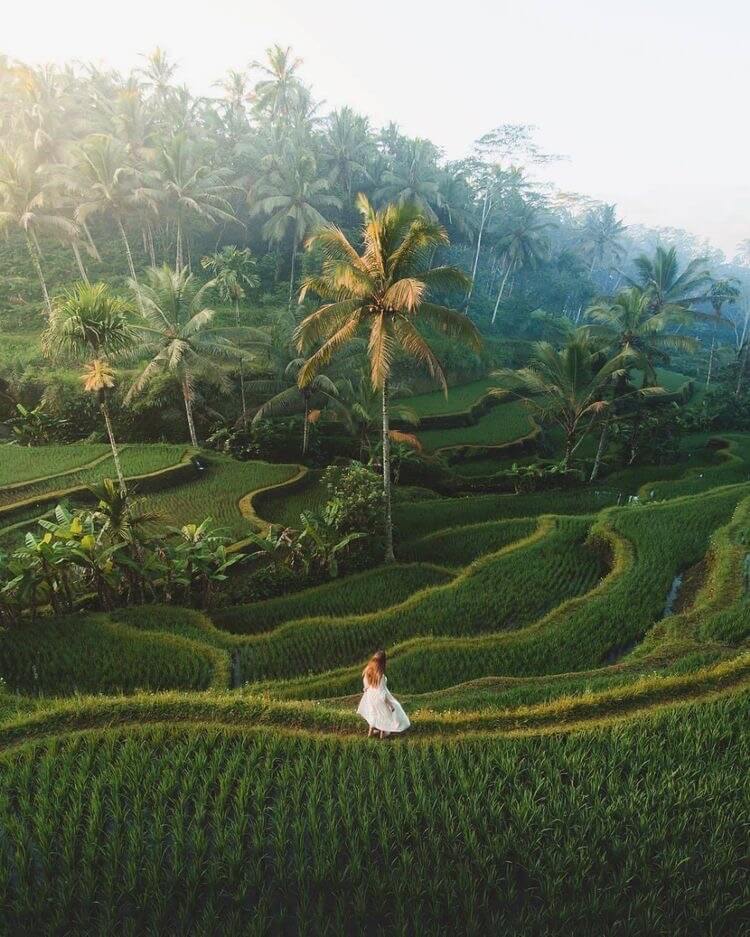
[375, 139, 444, 221]
[706, 278, 741, 388]
[249, 150, 341, 309]
[125, 265, 238, 447]
[490, 202, 552, 324]
[67, 133, 156, 301]
[584, 286, 696, 468]
[295, 195, 480, 562]
[322, 107, 373, 200]
[201, 246, 260, 424]
[42, 282, 136, 493]
[155, 134, 239, 273]
[580, 203, 627, 277]
[584, 286, 698, 386]
[0, 144, 78, 316]
[250, 45, 304, 123]
[628, 245, 711, 313]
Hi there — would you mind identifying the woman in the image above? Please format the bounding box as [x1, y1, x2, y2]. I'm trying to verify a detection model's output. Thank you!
[357, 650, 410, 738]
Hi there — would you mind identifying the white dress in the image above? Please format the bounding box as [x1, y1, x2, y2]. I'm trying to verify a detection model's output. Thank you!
[357, 674, 411, 733]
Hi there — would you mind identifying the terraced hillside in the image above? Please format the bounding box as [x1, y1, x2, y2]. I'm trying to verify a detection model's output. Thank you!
[0, 444, 299, 544]
[0, 436, 748, 934]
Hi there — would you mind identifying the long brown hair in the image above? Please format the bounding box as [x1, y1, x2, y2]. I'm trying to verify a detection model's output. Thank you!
[362, 650, 386, 688]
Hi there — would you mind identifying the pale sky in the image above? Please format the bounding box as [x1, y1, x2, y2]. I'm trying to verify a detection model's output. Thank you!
[5, 0, 750, 255]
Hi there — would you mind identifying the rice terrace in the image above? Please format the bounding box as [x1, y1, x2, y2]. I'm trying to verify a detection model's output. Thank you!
[0, 5, 749, 935]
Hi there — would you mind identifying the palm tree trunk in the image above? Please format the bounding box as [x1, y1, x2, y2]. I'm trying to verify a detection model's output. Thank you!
[491, 262, 513, 325]
[706, 324, 717, 389]
[236, 299, 247, 426]
[288, 239, 298, 311]
[182, 378, 199, 448]
[464, 192, 491, 312]
[25, 232, 52, 317]
[81, 220, 99, 258]
[117, 216, 144, 315]
[72, 242, 89, 284]
[176, 217, 183, 274]
[117, 217, 137, 283]
[382, 378, 395, 564]
[145, 222, 157, 266]
[590, 414, 611, 482]
[736, 345, 747, 397]
[100, 397, 126, 495]
[302, 394, 310, 455]
[563, 432, 574, 471]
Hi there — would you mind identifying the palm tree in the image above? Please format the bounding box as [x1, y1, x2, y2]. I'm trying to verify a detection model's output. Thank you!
[322, 107, 372, 200]
[0, 144, 78, 316]
[249, 150, 341, 309]
[375, 139, 444, 220]
[580, 203, 627, 277]
[68, 133, 156, 301]
[201, 246, 260, 424]
[584, 286, 696, 467]
[243, 308, 350, 454]
[462, 163, 526, 312]
[125, 265, 238, 447]
[438, 166, 476, 243]
[252, 357, 343, 456]
[42, 282, 136, 493]
[155, 134, 239, 273]
[584, 286, 698, 386]
[336, 370, 420, 461]
[490, 202, 552, 324]
[493, 337, 630, 470]
[706, 278, 741, 388]
[295, 195, 480, 562]
[250, 45, 304, 123]
[628, 245, 711, 314]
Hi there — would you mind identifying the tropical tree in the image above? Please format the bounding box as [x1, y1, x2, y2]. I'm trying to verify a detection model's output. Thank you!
[706, 278, 741, 388]
[250, 45, 305, 123]
[295, 195, 480, 562]
[580, 203, 627, 277]
[250, 150, 341, 308]
[627, 245, 711, 314]
[584, 286, 698, 387]
[42, 282, 136, 493]
[375, 139, 444, 220]
[201, 246, 261, 424]
[0, 143, 78, 316]
[335, 370, 420, 461]
[322, 107, 373, 200]
[125, 265, 238, 447]
[583, 287, 695, 466]
[490, 201, 552, 324]
[493, 337, 632, 470]
[67, 133, 156, 303]
[155, 134, 239, 273]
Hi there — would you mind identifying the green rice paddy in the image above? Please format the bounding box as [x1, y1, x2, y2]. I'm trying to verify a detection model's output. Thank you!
[0, 427, 748, 934]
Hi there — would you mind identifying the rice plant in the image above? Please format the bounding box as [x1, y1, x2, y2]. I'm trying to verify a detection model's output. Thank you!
[0, 693, 746, 935]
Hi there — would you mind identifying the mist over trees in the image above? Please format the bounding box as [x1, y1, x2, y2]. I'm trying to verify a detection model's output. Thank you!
[1, 45, 747, 339]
